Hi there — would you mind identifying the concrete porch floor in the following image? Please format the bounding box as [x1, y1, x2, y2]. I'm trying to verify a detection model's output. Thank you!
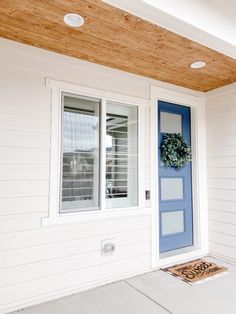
[12, 257, 236, 314]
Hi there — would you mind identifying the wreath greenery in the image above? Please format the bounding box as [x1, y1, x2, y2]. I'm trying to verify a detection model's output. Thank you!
[160, 133, 191, 169]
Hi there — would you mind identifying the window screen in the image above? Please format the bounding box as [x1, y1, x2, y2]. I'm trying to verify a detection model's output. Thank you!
[106, 101, 138, 208]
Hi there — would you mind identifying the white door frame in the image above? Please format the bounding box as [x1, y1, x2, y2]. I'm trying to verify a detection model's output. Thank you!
[150, 86, 209, 268]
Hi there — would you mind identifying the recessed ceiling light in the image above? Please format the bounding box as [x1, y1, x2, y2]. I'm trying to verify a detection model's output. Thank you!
[64, 13, 84, 27]
[190, 61, 206, 69]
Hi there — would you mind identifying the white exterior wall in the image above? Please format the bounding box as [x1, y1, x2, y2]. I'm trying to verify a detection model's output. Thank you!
[0, 38, 202, 314]
[206, 83, 236, 262]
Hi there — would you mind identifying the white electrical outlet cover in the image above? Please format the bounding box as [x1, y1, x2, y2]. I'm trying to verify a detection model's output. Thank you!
[101, 238, 116, 256]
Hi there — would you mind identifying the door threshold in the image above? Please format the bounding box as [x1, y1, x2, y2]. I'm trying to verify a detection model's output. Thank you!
[158, 247, 208, 268]
[160, 245, 197, 259]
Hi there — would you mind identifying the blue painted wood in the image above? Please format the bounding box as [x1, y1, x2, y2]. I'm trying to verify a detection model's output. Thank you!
[158, 101, 193, 253]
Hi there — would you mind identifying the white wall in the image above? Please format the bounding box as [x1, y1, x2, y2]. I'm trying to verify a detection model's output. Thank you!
[0, 38, 202, 314]
[206, 83, 236, 262]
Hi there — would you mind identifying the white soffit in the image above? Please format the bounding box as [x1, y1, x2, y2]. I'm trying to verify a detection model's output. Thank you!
[103, 0, 236, 59]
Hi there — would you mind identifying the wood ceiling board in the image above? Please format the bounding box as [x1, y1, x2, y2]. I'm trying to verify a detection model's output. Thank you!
[0, 0, 236, 91]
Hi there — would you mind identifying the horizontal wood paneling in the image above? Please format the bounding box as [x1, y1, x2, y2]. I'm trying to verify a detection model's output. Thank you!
[210, 241, 236, 261]
[207, 167, 236, 179]
[0, 96, 50, 118]
[208, 146, 236, 158]
[207, 111, 236, 123]
[0, 147, 49, 164]
[208, 167, 236, 178]
[0, 38, 153, 314]
[208, 178, 236, 189]
[0, 80, 50, 103]
[0, 130, 50, 148]
[0, 254, 150, 310]
[209, 220, 236, 237]
[207, 133, 236, 144]
[0, 113, 50, 133]
[0, 164, 49, 181]
[1, 0, 236, 91]
[209, 209, 236, 225]
[0, 196, 48, 215]
[208, 199, 236, 213]
[0, 228, 150, 269]
[207, 87, 236, 262]
[0, 47, 151, 100]
[208, 189, 236, 202]
[208, 133, 236, 148]
[0, 64, 46, 87]
[0, 241, 150, 288]
[208, 156, 236, 168]
[206, 90, 236, 105]
[0, 181, 49, 198]
[206, 101, 236, 114]
[0, 216, 150, 251]
[209, 230, 236, 248]
[0, 213, 46, 234]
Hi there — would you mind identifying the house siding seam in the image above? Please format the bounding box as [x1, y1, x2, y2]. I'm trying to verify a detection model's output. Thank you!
[206, 85, 236, 262]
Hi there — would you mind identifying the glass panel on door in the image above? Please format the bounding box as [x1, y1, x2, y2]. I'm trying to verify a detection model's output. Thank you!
[161, 210, 185, 236]
[161, 178, 184, 201]
[160, 112, 182, 134]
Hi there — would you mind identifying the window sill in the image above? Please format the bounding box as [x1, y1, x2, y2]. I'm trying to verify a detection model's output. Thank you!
[42, 207, 151, 227]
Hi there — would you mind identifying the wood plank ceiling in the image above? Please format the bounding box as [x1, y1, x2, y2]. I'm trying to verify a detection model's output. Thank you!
[1, 0, 236, 91]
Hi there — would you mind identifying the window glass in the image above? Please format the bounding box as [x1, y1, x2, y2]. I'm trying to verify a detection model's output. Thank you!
[106, 101, 138, 208]
[60, 93, 100, 213]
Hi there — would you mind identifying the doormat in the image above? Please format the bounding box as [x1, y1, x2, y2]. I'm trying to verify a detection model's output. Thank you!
[164, 259, 228, 284]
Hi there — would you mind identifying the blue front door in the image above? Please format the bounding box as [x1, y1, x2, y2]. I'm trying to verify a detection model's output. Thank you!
[158, 101, 193, 253]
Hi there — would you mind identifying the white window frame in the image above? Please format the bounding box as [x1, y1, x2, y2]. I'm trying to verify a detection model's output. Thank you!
[42, 79, 148, 226]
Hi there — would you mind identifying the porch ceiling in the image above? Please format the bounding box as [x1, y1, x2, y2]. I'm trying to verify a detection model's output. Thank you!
[1, 0, 236, 91]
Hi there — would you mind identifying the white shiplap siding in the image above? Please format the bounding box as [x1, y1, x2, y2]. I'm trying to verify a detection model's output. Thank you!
[206, 84, 236, 263]
[0, 38, 154, 314]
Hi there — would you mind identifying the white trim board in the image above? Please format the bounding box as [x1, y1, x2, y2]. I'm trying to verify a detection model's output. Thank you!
[150, 86, 209, 268]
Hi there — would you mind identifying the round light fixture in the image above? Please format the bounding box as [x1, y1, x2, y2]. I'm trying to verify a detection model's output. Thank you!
[64, 13, 84, 27]
[190, 61, 206, 69]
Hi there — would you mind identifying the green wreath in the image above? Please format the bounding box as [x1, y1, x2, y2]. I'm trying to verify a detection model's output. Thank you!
[161, 133, 191, 169]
